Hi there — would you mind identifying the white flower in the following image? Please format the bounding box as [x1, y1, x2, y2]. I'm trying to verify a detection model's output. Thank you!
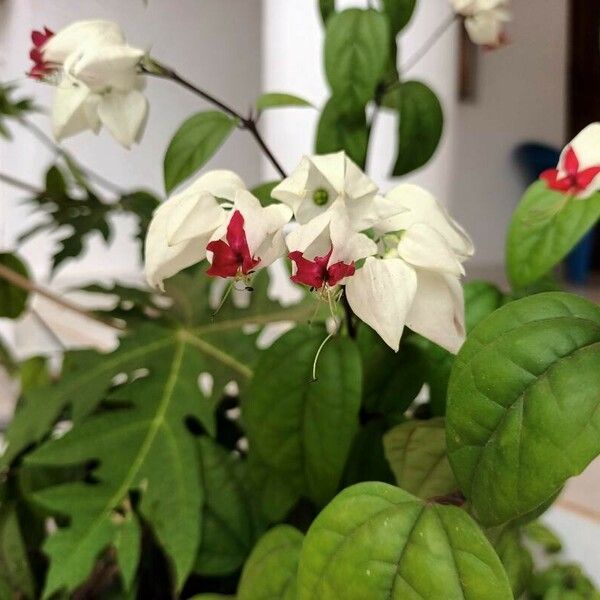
[30, 19, 148, 147]
[451, 0, 511, 47]
[145, 170, 246, 290]
[345, 184, 473, 353]
[540, 123, 600, 199]
[205, 190, 293, 279]
[286, 204, 377, 289]
[271, 151, 381, 229]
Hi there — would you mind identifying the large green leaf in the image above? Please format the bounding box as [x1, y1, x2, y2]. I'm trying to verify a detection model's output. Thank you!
[495, 528, 533, 598]
[164, 111, 238, 193]
[316, 98, 368, 168]
[447, 292, 600, 525]
[195, 437, 264, 576]
[297, 482, 513, 600]
[244, 326, 362, 506]
[506, 182, 600, 288]
[0, 253, 29, 319]
[383, 418, 457, 499]
[238, 525, 303, 600]
[392, 80, 443, 176]
[256, 93, 312, 111]
[381, 0, 417, 35]
[324, 9, 389, 115]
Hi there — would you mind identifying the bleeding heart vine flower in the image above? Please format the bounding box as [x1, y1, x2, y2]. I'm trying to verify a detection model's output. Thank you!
[345, 184, 473, 354]
[145, 170, 246, 290]
[28, 20, 148, 147]
[540, 123, 600, 199]
[206, 190, 292, 283]
[286, 204, 377, 294]
[271, 151, 382, 229]
[451, 0, 511, 47]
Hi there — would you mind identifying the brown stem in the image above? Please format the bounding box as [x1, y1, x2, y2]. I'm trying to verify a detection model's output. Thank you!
[341, 290, 357, 339]
[0, 262, 124, 331]
[147, 65, 287, 179]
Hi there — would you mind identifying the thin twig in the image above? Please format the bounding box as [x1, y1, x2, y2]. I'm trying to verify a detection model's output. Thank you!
[31, 307, 67, 351]
[146, 65, 287, 178]
[17, 117, 126, 195]
[0, 172, 41, 195]
[385, 13, 458, 93]
[0, 262, 124, 331]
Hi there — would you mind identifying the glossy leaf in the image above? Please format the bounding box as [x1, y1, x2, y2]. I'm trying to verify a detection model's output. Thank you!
[523, 520, 562, 554]
[506, 182, 600, 288]
[316, 98, 369, 169]
[244, 326, 362, 506]
[464, 281, 505, 333]
[384, 418, 456, 499]
[238, 525, 303, 600]
[0, 253, 29, 319]
[495, 528, 533, 598]
[195, 437, 263, 576]
[381, 0, 417, 35]
[447, 292, 600, 525]
[324, 9, 389, 115]
[297, 482, 513, 600]
[164, 111, 237, 193]
[256, 93, 312, 111]
[392, 80, 443, 176]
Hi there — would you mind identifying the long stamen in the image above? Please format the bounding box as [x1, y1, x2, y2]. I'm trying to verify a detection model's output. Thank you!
[212, 280, 235, 320]
[311, 331, 335, 382]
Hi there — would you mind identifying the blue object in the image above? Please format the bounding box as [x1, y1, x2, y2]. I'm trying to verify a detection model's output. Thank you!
[514, 142, 596, 285]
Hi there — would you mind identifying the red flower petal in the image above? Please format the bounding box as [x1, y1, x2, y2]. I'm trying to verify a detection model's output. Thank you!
[540, 169, 572, 192]
[576, 166, 600, 190]
[327, 261, 356, 286]
[206, 240, 240, 278]
[563, 146, 580, 177]
[289, 251, 326, 288]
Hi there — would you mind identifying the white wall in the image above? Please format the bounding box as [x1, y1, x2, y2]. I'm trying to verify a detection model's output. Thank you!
[450, 0, 568, 267]
[0, 0, 263, 282]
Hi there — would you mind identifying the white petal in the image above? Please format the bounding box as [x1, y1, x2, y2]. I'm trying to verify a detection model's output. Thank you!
[71, 45, 145, 92]
[285, 211, 332, 258]
[465, 12, 504, 46]
[255, 229, 288, 268]
[560, 122, 600, 199]
[346, 257, 417, 351]
[397, 223, 465, 276]
[231, 190, 269, 256]
[43, 20, 125, 64]
[184, 170, 246, 201]
[329, 204, 377, 265]
[381, 184, 474, 259]
[51, 80, 93, 140]
[97, 89, 148, 148]
[166, 193, 226, 246]
[406, 270, 466, 354]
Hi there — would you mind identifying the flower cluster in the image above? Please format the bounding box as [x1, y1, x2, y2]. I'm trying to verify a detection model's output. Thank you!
[541, 123, 600, 199]
[28, 20, 148, 148]
[145, 151, 473, 354]
[451, 0, 511, 48]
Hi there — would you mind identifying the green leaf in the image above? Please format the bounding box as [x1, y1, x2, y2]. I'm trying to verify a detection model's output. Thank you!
[464, 281, 505, 333]
[195, 437, 264, 576]
[495, 528, 533, 598]
[324, 9, 390, 115]
[381, 0, 417, 35]
[238, 525, 303, 600]
[244, 326, 362, 506]
[0, 253, 29, 319]
[392, 80, 443, 176]
[250, 181, 280, 207]
[256, 93, 312, 111]
[319, 0, 335, 24]
[297, 482, 513, 600]
[384, 418, 457, 499]
[447, 292, 600, 526]
[523, 520, 562, 554]
[3, 270, 312, 467]
[358, 325, 426, 416]
[0, 502, 37, 599]
[164, 111, 238, 194]
[506, 182, 600, 288]
[316, 98, 368, 168]
[0, 84, 35, 138]
[113, 512, 141, 591]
